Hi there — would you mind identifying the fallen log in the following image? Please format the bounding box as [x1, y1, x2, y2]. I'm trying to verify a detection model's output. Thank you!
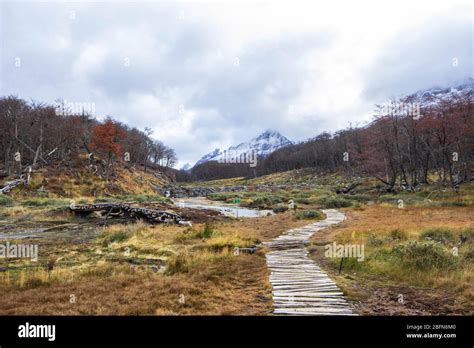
[335, 182, 360, 194]
[0, 178, 25, 193]
[69, 202, 188, 225]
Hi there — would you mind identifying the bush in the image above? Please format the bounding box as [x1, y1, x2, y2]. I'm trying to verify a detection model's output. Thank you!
[367, 233, 384, 246]
[420, 228, 455, 244]
[248, 195, 282, 209]
[390, 241, 458, 270]
[208, 193, 236, 202]
[201, 223, 214, 239]
[175, 224, 215, 241]
[166, 251, 190, 274]
[21, 198, 68, 207]
[318, 196, 352, 208]
[346, 194, 371, 203]
[459, 227, 474, 243]
[102, 231, 129, 246]
[94, 197, 110, 203]
[295, 197, 311, 204]
[0, 195, 13, 206]
[389, 229, 408, 241]
[296, 210, 322, 220]
[294, 192, 316, 205]
[273, 206, 288, 214]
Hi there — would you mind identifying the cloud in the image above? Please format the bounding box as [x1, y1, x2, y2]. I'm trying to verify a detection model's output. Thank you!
[0, 0, 472, 167]
[361, 5, 473, 101]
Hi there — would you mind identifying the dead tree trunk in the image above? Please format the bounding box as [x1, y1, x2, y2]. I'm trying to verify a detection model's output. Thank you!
[69, 203, 188, 225]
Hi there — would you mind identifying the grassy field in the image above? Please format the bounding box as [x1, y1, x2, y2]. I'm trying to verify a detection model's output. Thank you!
[200, 171, 474, 315]
[0, 199, 314, 314]
[307, 204, 473, 315]
[0, 168, 473, 315]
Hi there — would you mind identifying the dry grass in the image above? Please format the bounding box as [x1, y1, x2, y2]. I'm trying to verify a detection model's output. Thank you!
[0, 206, 29, 217]
[3, 166, 472, 316]
[7, 164, 169, 200]
[0, 209, 305, 315]
[309, 204, 474, 315]
[0, 255, 272, 315]
[310, 205, 473, 243]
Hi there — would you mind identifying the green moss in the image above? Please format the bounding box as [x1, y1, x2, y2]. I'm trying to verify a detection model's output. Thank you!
[0, 195, 13, 206]
[295, 210, 322, 220]
[318, 196, 352, 208]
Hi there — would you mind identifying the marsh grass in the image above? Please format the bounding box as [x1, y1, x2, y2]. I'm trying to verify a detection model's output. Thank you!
[20, 198, 69, 207]
[0, 206, 28, 216]
[0, 195, 13, 206]
[317, 196, 352, 208]
[388, 241, 459, 270]
[174, 223, 215, 241]
[0, 261, 142, 289]
[166, 248, 234, 274]
[327, 223, 473, 291]
[295, 210, 323, 220]
[420, 228, 455, 244]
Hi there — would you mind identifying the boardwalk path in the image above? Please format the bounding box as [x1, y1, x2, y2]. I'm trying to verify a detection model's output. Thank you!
[263, 209, 354, 315]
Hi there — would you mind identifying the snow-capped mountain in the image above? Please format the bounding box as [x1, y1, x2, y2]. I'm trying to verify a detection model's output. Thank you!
[194, 130, 292, 167]
[374, 79, 474, 119]
[194, 148, 222, 167]
[180, 163, 192, 172]
[405, 79, 474, 107]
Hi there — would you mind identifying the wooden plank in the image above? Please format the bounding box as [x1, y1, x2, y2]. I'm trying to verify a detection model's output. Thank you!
[264, 209, 355, 316]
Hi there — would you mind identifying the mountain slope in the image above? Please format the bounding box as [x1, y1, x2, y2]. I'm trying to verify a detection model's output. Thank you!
[194, 130, 292, 167]
[405, 79, 474, 107]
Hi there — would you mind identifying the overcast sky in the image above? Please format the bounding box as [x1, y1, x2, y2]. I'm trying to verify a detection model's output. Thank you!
[1, 0, 472, 167]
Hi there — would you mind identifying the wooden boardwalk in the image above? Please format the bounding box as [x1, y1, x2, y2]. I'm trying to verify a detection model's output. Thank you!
[263, 209, 355, 315]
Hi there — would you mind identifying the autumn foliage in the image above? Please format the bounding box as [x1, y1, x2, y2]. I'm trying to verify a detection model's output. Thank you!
[0, 97, 177, 181]
[90, 119, 125, 160]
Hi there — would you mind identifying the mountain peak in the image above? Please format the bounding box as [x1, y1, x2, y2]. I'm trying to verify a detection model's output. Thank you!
[254, 129, 287, 141]
[180, 163, 192, 171]
[407, 80, 474, 106]
[193, 130, 292, 168]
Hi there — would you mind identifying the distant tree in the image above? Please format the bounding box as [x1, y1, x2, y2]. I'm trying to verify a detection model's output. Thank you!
[164, 147, 177, 167]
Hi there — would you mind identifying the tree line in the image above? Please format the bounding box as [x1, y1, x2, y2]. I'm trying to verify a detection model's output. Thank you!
[183, 90, 473, 188]
[0, 96, 177, 181]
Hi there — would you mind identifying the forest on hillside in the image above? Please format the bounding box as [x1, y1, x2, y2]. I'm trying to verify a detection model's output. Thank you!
[185, 91, 473, 188]
[0, 97, 177, 180]
[1, 89, 472, 190]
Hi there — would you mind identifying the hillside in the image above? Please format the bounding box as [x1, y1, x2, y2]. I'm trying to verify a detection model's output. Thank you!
[193, 82, 472, 186]
[2, 163, 172, 200]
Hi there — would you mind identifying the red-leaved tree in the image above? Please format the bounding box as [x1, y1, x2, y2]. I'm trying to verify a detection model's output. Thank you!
[89, 118, 126, 182]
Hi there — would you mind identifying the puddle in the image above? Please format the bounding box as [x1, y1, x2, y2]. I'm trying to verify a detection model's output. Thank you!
[0, 221, 100, 242]
[173, 197, 273, 218]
